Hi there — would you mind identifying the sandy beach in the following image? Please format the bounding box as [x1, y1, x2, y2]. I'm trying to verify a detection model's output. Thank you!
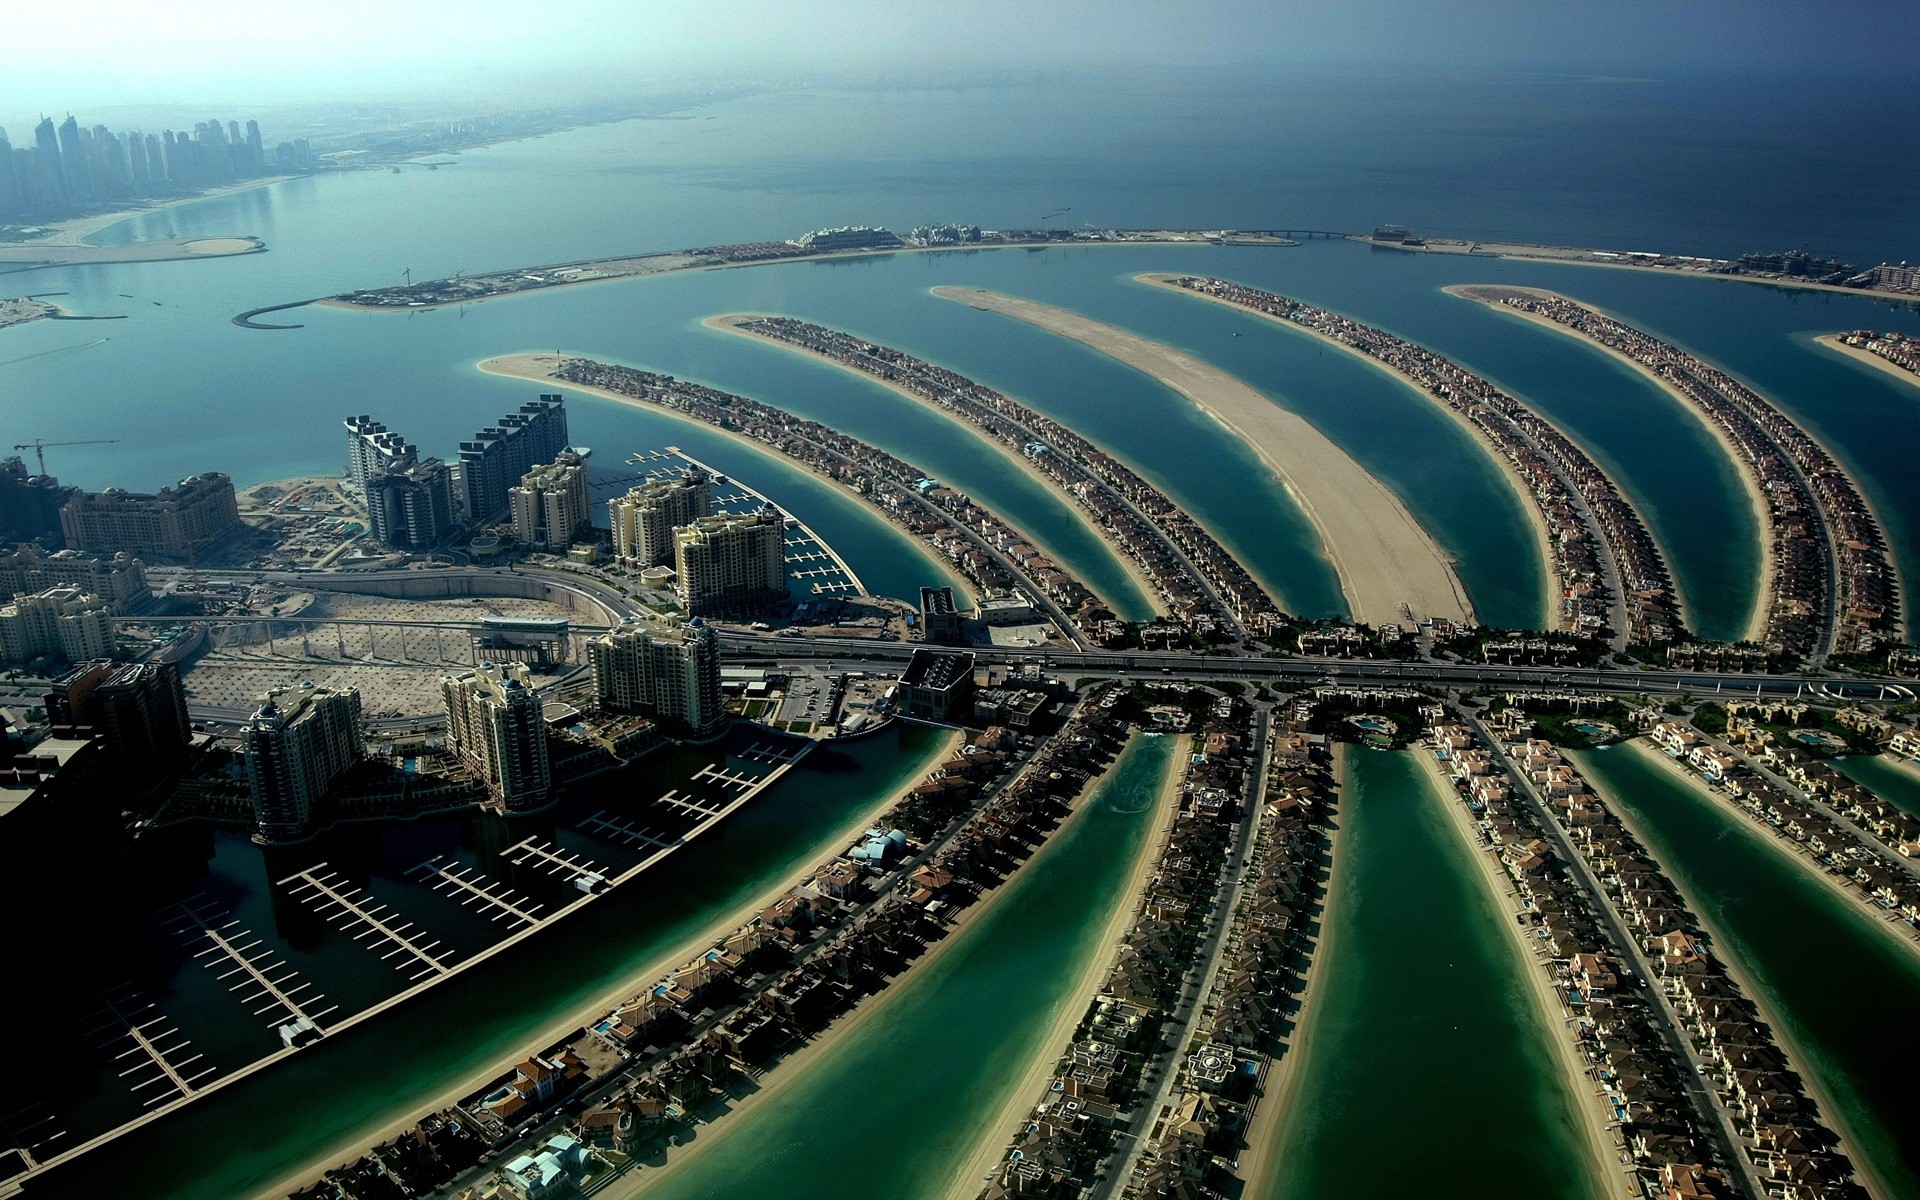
[1601, 744, 1898, 1200]
[1232, 753, 1348, 1198]
[1814, 334, 1920, 394]
[705, 313, 1166, 622]
[0, 234, 265, 268]
[1150, 275, 1562, 631]
[1414, 749, 1626, 1200]
[475, 352, 968, 600]
[931, 286, 1473, 627]
[1447, 285, 1769, 642]
[938, 734, 1187, 1200]
[605, 732, 1156, 1200]
[247, 729, 962, 1200]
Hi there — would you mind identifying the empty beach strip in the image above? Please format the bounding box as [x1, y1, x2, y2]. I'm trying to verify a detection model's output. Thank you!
[930, 285, 1473, 626]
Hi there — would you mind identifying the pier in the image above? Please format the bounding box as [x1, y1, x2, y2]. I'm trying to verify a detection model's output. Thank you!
[80, 985, 217, 1107]
[407, 857, 546, 928]
[503, 838, 610, 894]
[167, 897, 338, 1033]
[279, 865, 454, 981]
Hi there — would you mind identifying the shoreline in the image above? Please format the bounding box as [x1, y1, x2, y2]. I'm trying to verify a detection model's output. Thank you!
[1233, 750, 1350, 1199]
[1413, 748, 1624, 1200]
[1149, 274, 1561, 632]
[929, 285, 1474, 627]
[705, 313, 1165, 624]
[245, 728, 961, 1200]
[603, 731, 1153, 1199]
[15, 175, 292, 247]
[1599, 743, 1899, 1200]
[474, 352, 968, 601]
[1813, 334, 1920, 394]
[938, 733, 1186, 1200]
[1448, 285, 1767, 643]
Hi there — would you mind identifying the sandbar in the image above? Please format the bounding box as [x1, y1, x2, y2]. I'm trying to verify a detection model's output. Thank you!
[0, 234, 266, 268]
[1815, 334, 1920, 395]
[705, 313, 1164, 623]
[931, 286, 1473, 626]
[1415, 748, 1626, 1199]
[1146, 274, 1561, 632]
[247, 728, 961, 1200]
[475, 352, 967, 601]
[1447, 285, 1768, 643]
[607, 730, 1148, 1200]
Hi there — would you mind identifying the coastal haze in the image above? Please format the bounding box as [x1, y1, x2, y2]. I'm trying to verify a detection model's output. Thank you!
[5, 5, 1920, 1200]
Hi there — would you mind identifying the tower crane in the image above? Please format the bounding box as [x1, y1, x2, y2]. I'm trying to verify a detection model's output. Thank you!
[12, 438, 117, 476]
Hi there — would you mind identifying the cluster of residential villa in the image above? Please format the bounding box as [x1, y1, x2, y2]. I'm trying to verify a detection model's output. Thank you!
[1122, 711, 1336, 1200]
[731, 317, 1283, 641]
[1434, 712, 1865, 1199]
[1495, 293, 1901, 660]
[979, 688, 1265, 1200]
[1650, 712, 1920, 944]
[549, 358, 1108, 642]
[1835, 330, 1920, 379]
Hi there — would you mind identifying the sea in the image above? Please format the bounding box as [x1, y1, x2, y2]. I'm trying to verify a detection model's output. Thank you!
[8, 69, 1920, 1198]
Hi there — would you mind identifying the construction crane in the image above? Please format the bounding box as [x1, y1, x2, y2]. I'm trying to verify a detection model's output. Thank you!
[13, 438, 117, 476]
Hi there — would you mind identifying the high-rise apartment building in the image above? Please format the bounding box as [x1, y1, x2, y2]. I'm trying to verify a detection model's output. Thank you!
[0, 545, 149, 613]
[609, 468, 711, 567]
[58, 473, 242, 559]
[674, 507, 787, 617]
[510, 451, 590, 550]
[0, 587, 114, 665]
[588, 614, 725, 735]
[0, 456, 76, 545]
[442, 662, 551, 812]
[242, 683, 364, 843]
[458, 395, 569, 524]
[343, 416, 418, 488]
[45, 660, 191, 775]
[365, 459, 455, 550]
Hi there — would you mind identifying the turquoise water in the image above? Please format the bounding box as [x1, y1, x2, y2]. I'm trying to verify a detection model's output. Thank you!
[1257, 749, 1605, 1200]
[619, 733, 1175, 1200]
[29, 724, 954, 1200]
[1577, 745, 1920, 1199]
[1835, 755, 1920, 822]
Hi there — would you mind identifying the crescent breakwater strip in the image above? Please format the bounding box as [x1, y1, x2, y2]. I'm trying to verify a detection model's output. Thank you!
[1456, 286, 1903, 663]
[710, 314, 1281, 642]
[929, 285, 1474, 629]
[1442, 716, 1875, 1200]
[479, 353, 1103, 645]
[1146, 274, 1681, 649]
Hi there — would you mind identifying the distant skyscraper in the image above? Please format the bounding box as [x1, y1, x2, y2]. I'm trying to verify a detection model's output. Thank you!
[144, 132, 166, 182]
[246, 120, 265, 173]
[442, 662, 551, 812]
[56, 116, 89, 201]
[674, 506, 787, 617]
[0, 129, 19, 216]
[588, 614, 725, 735]
[242, 683, 364, 843]
[509, 450, 590, 550]
[609, 468, 711, 567]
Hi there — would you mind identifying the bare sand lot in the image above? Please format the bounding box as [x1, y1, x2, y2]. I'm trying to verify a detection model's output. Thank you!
[930, 286, 1473, 626]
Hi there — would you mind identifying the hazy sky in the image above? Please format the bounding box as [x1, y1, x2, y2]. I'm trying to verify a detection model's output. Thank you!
[10, 0, 1918, 115]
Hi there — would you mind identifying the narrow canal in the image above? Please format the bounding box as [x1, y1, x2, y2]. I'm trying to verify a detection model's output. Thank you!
[1576, 744, 1920, 1200]
[33, 724, 956, 1200]
[1254, 748, 1606, 1200]
[614, 732, 1178, 1200]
